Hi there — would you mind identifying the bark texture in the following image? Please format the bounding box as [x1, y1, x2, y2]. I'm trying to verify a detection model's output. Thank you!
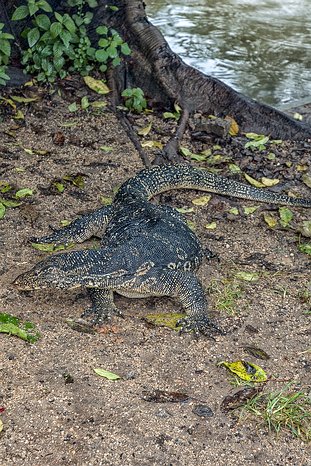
[2, 0, 311, 139]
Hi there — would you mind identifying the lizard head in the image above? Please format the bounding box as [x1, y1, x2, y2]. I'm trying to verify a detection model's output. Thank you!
[13, 252, 84, 291]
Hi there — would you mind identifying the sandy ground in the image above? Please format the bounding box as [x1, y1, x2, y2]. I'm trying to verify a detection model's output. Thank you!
[0, 82, 310, 465]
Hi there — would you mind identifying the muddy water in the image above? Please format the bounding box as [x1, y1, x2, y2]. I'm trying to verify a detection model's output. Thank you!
[147, 0, 311, 106]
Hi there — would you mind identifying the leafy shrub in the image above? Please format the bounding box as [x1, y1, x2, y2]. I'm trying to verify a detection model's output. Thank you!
[121, 87, 147, 113]
[0, 23, 14, 85]
[12, 0, 131, 83]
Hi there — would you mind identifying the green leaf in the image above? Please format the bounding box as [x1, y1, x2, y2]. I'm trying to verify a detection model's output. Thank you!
[38, 0, 53, 13]
[15, 188, 33, 198]
[121, 42, 131, 55]
[31, 242, 73, 252]
[144, 312, 185, 331]
[53, 182, 65, 193]
[96, 26, 108, 35]
[279, 207, 293, 227]
[93, 368, 121, 380]
[0, 203, 5, 219]
[27, 27, 40, 48]
[10, 95, 38, 103]
[243, 205, 259, 215]
[35, 14, 51, 30]
[68, 102, 78, 112]
[50, 22, 63, 39]
[63, 14, 76, 33]
[54, 12, 63, 23]
[12, 5, 30, 21]
[0, 40, 11, 57]
[28, 3, 39, 16]
[235, 271, 259, 282]
[0, 312, 40, 343]
[298, 243, 311, 255]
[0, 198, 20, 207]
[81, 96, 89, 109]
[100, 146, 112, 153]
[204, 221, 217, 230]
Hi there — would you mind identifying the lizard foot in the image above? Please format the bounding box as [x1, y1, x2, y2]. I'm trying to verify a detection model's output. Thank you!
[177, 315, 224, 338]
[81, 305, 123, 326]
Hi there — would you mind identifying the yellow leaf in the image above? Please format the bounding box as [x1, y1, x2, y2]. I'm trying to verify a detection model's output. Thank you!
[263, 213, 278, 228]
[141, 140, 163, 149]
[225, 115, 239, 136]
[192, 195, 211, 206]
[91, 100, 107, 108]
[144, 312, 185, 331]
[244, 173, 265, 188]
[137, 122, 152, 136]
[260, 177, 279, 187]
[205, 222, 217, 230]
[218, 360, 267, 382]
[14, 109, 24, 120]
[83, 76, 110, 94]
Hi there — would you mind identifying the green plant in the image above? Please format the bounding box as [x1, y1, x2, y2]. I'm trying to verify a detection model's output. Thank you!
[239, 384, 311, 441]
[12, 0, 131, 82]
[0, 23, 14, 85]
[207, 278, 243, 315]
[121, 87, 147, 113]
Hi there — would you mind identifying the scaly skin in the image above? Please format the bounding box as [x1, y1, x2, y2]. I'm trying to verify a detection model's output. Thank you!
[14, 164, 311, 335]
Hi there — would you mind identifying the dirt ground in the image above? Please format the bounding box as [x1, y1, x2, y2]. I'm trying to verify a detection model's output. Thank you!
[0, 82, 310, 466]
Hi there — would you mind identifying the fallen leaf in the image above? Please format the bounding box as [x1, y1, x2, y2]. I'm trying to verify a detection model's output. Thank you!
[229, 207, 239, 215]
[141, 140, 163, 149]
[192, 195, 211, 206]
[205, 222, 217, 230]
[100, 146, 112, 153]
[221, 387, 261, 412]
[228, 163, 241, 173]
[0, 203, 5, 219]
[261, 177, 279, 187]
[31, 242, 73, 252]
[100, 196, 113, 205]
[0, 418, 3, 433]
[293, 112, 303, 121]
[144, 312, 185, 331]
[10, 95, 38, 103]
[297, 220, 311, 238]
[176, 206, 194, 214]
[93, 368, 121, 380]
[0, 312, 40, 343]
[244, 173, 265, 188]
[218, 360, 267, 382]
[243, 345, 270, 360]
[263, 213, 278, 228]
[279, 207, 293, 227]
[91, 100, 107, 108]
[298, 243, 311, 255]
[68, 102, 78, 112]
[15, 188, 33, 198]
[137, 122, 152, 136]
[225, 115, 239, 136]
[84, 76, 110, 94]
[302, 174, 311, 189]
[235, 271, 259, 282]
[243, 205, 259, 215]
[0, 198, 21, 207]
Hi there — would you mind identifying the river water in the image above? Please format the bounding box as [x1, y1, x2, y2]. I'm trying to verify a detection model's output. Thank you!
[147, 0, 311, 106]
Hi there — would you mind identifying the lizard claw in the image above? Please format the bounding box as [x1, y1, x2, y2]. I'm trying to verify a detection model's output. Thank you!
[177, 315, 224, 338]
